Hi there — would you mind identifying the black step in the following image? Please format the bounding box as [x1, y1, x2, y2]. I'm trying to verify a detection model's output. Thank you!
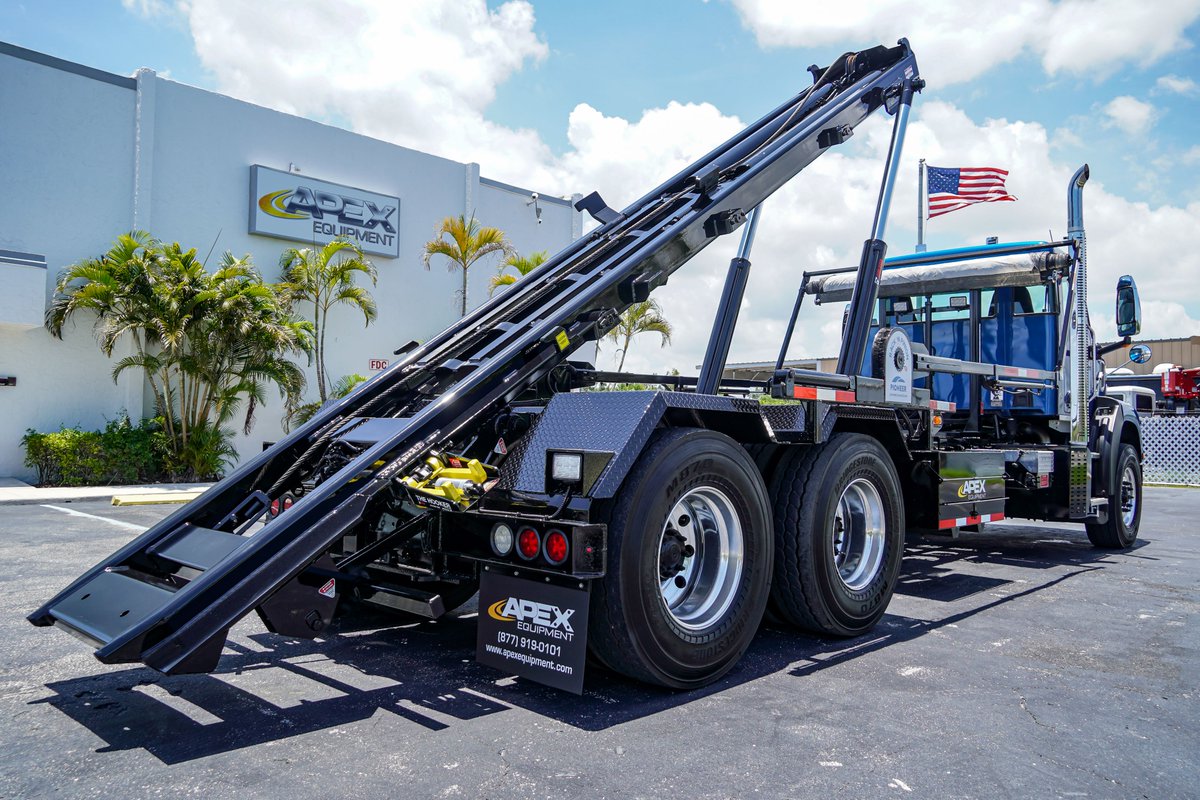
[356, 583, 446, 618]
[150, 524, 245, 571]
[49, 570, 174, 646]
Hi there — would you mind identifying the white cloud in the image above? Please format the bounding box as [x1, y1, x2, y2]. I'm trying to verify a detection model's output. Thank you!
[1051, 127, 1083, 149]
[122, 0, 171, 16]
[1092, 300, 1200, 345]
[1101, 95, 1158, 136]
[727, 0, 1200, 87]
[1155, 73, 1200, 95]
[550, 101, 743, 213]
[148, 0, 1200, 373]
[177, 0, 551, 170]
[608, 98, 1200, 374]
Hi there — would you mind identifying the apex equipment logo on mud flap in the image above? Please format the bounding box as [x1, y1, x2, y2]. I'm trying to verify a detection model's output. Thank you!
[488, 597, 576, 640]
[957, 478, 987, 499]
[249, 165, 400, 258]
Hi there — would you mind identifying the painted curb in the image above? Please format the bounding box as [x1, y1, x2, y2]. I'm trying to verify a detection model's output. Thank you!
[110, 491, 207, 506]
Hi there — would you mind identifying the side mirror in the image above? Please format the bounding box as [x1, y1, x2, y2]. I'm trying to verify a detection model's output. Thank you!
[1128, 343, 1153, 364]
[1116, 275, 1141, 338]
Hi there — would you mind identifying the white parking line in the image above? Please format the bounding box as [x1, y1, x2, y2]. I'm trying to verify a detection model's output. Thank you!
[41, 504, 146, 532]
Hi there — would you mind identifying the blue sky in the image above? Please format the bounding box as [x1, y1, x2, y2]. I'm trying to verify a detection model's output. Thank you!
[5, 0, 1198, 205]
[3, 0, 1198, 368]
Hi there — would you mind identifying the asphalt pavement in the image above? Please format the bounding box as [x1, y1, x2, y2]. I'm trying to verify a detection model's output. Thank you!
[1, 490, 1196, 799]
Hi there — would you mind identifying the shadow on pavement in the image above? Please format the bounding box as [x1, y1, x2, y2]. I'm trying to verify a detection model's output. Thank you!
[34, 523, 1147, 763]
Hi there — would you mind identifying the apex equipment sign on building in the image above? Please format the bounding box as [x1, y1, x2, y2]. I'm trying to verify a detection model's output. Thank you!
[249, 165, 401, 258]
[0, 41, 579, 479]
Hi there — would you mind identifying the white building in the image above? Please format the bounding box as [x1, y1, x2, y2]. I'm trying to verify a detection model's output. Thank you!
[0, 42, 581, 480]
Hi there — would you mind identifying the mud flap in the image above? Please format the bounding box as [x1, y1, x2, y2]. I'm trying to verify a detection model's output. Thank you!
[256, 554, 339, 638]
[476, 568, 590, 694]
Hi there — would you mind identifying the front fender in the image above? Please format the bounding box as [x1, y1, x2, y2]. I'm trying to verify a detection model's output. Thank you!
[1092, 398, 1142, 522]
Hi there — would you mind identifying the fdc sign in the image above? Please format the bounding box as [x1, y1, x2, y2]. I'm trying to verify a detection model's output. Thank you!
[249, 165, 400, 258]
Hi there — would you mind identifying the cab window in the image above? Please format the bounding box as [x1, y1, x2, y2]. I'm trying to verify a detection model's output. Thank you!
[1014, 284, 1053, 315]
[929, 292, 971, 321]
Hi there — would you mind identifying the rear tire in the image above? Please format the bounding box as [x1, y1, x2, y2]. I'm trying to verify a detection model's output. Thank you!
[590, 428, 772, 688]
[768, 434, 904, 637]
[1086, 443, 1141, 549]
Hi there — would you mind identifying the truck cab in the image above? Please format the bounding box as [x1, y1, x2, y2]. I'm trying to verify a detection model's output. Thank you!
[806, 202, 1146, 539]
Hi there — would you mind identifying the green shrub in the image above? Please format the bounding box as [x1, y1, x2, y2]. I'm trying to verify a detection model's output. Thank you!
[21, 416, 171, 486]
[170, 419, 237, 482]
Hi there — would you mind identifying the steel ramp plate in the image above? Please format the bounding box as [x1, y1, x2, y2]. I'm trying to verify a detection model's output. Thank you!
[49, 570, 174, 646]
[150, 524, 245, 571]
[336, 417, 413, 446]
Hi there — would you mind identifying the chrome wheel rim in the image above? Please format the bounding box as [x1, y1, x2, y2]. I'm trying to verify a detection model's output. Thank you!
[658, 487, 744, 631]
[1120, 463, 1138, 528]
[831, 478, 886, 591]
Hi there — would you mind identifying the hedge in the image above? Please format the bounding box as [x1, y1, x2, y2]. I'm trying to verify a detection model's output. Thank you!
[22, 417, 170, 487]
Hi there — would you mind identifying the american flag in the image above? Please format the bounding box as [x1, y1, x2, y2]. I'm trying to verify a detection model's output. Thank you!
[927, 166, 1016, 218]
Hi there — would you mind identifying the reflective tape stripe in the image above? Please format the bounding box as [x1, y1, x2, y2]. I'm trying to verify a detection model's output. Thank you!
[792, 386, 857, 402]
[929, 399, 957, 412]
[938, 512, 1005, 530]
[997, 365, 1054, 380]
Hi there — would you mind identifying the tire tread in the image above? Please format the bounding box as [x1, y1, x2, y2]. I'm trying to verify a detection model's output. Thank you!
[768, 433, 903, 636]
[1085, 443, 1141, 549]
[589, 429, 705, 685]
[589, 427, 771, 687]
[768, 440, 834, 633]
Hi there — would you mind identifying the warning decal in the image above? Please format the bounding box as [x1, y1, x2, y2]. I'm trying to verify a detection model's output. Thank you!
[318, 578, 336, 598]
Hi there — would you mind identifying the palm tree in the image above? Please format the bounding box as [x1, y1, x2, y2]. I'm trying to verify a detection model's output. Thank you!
[49, 234, 313, 479]
[286, 372, 368, 430]
[46, 230, 159, 357]
[107, 245, 313, 475]
[47, 231, 182, 444]
[606, 299, 673, 372]
[488, 250, 548, 296]
[179, 252, 312, 436]
[279, 239, 377, 402]
[422, 214, 515, 316]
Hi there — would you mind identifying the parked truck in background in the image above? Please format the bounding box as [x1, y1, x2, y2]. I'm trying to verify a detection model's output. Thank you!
[30, 40, 1146, 694]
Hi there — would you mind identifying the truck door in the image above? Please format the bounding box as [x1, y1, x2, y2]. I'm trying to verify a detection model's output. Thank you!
[981, 284, 1059, 416]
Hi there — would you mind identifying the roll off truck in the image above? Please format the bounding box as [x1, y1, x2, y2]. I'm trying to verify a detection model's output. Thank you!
[30, 40, 1146, 693]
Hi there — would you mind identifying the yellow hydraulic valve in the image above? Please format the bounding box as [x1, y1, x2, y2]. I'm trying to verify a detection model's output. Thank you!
[401, 452, 497, 510]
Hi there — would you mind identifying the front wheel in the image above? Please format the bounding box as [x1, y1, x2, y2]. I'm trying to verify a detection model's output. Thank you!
[589, 428, 773, 689]
[1086, 443, 1142, 549]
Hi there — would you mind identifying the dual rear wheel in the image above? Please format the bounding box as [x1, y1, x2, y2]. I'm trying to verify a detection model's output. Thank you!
[590, 429, 904, 688]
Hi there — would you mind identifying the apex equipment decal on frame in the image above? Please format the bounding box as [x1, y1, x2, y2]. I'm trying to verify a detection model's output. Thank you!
[248, 165, 401, 258]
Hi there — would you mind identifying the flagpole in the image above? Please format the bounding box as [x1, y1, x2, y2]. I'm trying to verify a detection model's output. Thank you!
[916, 158, 927, 253]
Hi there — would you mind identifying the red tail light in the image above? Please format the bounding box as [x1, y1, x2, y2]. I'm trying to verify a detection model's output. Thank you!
[270, 495, 295, 518]
[543, 529, 569, 565]
[516, 527, 540, 560]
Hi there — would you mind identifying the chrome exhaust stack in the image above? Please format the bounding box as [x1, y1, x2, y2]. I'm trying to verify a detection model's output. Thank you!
[1066, 164, 1091, 516]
